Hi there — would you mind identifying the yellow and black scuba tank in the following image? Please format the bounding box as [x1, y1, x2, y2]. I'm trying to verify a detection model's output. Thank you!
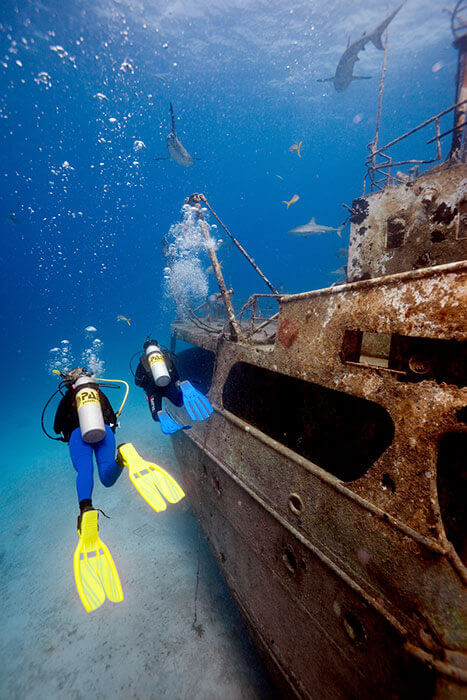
[145, 343, 171, 387]
[73, 374, 106, 443]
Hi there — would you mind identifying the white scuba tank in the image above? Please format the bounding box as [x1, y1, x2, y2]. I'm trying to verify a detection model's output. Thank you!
[74, 375, 106, 443]
[145, 343, 171, 387]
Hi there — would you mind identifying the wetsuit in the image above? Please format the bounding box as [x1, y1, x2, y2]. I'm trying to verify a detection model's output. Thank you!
[135, 351, 183, 420]
[54, 388, 122, 505]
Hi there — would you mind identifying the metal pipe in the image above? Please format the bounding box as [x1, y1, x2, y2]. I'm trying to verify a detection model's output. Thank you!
[427, 119, 466, 144]
[185, 194, 243, 342]
[370, 8, 390, 171]
[448, 33, 467, 159]
[199, 195, 279, 295]
[250, 311, 279, 337]
[366, 99, 466, 159]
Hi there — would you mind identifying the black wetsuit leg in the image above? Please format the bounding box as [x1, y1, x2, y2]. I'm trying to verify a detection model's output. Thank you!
[147, 392, 163, 421]
[165, 381, 183, 408]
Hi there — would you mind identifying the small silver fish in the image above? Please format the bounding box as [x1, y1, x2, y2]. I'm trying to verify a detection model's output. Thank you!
[283, 194, 300, 210]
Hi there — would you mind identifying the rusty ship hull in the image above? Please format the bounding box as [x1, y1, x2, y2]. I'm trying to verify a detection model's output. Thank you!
[169, 262, 466, 697]
[164, 26, 467, 694]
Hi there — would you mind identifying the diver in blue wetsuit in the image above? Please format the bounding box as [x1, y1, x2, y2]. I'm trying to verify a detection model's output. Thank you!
[134, 338, 213, 434]
[45, 365, 187, 613]
[53, 367, 122, 516]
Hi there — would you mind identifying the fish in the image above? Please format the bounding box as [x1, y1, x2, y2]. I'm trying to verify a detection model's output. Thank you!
[289, 141, 302, 158]
[330, 266, 347, 276]
[93, 92, 109, 101]
[288, 217, 343, 238]
[6, 210, 20, 225]
[155, 103, 195, 167]
[335, 247, 348, 258]
[317, 4, 404, 92]
[283, 194, 300, 210]
[117, 315, 131, 326]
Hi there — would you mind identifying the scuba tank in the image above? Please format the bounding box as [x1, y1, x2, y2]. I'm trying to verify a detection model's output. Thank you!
[145, 343, 171, 387]
[73, 374, 106, 443]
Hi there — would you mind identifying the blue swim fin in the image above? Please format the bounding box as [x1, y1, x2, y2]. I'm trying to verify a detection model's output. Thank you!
[179, 381, 213, 421]
[157, 410, 191, 435]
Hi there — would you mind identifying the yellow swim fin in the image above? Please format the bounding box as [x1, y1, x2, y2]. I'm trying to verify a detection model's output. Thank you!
[117, 443, 185, 512]
[73, 509, 124, 613]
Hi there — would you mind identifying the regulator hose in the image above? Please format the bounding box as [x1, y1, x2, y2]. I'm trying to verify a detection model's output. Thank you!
[94, 377, 129, 419]
[41, 381, 67, 441]
[129, 350, 141, 377]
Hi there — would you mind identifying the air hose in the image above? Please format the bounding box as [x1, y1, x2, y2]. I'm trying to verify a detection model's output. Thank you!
[94, 377, 129, 418]
[41, 381, 67, 441]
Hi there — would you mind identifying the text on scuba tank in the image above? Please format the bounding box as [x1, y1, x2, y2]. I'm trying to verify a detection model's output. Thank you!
[76, 388, 100, 410]
[148, 353, 164, 366]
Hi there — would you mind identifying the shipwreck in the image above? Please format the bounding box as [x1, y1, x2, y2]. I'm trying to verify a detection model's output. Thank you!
[164, 6, 466, 698]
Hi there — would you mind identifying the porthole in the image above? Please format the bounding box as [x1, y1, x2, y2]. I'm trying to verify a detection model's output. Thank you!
[343, 612, 367, 646]
[282, 546, 297, 574]
[288, 493, 304, 515]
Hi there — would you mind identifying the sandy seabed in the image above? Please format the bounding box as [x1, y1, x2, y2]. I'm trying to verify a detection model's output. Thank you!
[0, 396, 272, 699]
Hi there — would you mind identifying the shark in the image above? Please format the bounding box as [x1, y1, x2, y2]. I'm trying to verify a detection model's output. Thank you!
[288, 217, 343, 238]
[317, 3, 404, 92]
[155, 103, 194, 167]
[6, 210, 20, 225]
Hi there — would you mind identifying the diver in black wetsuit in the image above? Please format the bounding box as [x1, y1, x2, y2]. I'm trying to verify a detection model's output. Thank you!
[134, 339, 183, 422]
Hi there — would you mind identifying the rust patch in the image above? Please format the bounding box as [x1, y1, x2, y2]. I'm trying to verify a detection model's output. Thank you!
[431, 202, 458, 226]
[413, 252, 432, 269]
[278, 319, 299, 347]
[351, 197, 370, 225]
[430, 229, 446, 243]
[386, 216, 406, 249]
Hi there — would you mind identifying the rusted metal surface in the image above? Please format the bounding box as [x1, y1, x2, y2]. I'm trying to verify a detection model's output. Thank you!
[348, 162, 467, 282]
[173, 432, 444, 699]
[168, 252, 466, 698]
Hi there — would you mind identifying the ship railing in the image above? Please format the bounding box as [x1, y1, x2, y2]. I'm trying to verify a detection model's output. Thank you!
[364, 99, 467, 193]
[235, 293, 281, 343]
[185, 292, 234, 335]
[185, 292, 280, 344]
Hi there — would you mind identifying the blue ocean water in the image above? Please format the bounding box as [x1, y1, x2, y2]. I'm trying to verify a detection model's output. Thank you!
[0, 0, 457, 696]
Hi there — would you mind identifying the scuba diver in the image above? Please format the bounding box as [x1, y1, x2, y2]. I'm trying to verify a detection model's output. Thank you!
[43, 366, 185, 613]
[53, 367, 122, 517]
[134, 338, 213, 434]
